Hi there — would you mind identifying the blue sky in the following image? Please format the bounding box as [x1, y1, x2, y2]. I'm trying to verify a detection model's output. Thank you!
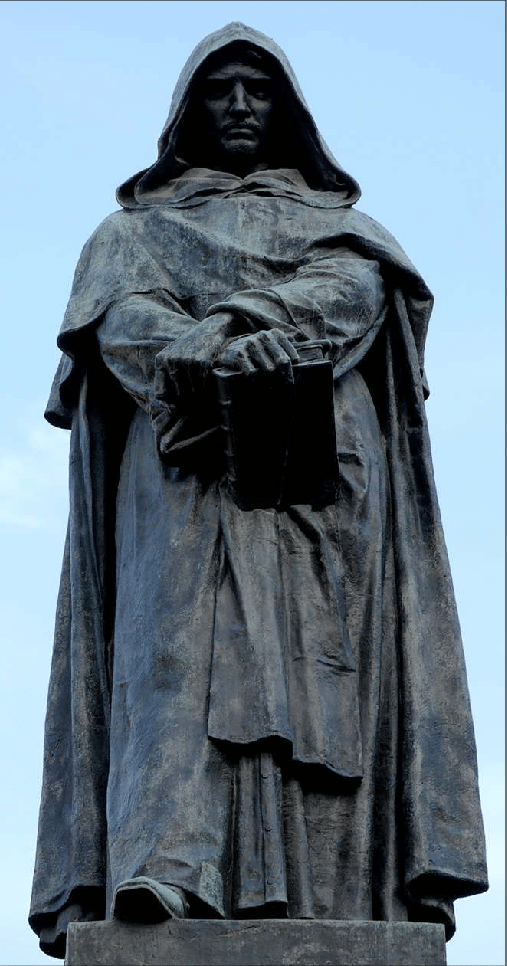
[0, 2, 503, 964]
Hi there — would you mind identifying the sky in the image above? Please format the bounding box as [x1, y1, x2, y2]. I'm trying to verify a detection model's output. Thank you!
[0, 1, 504, 964]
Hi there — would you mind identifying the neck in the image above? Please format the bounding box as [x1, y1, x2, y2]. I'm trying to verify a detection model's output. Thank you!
[204, 151, 271, 178]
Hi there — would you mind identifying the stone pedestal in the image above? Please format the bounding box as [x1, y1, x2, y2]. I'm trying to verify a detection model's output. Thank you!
[65, 919, 447, 965]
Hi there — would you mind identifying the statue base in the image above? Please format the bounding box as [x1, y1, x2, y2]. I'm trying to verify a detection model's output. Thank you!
[65, 918, 446, 965]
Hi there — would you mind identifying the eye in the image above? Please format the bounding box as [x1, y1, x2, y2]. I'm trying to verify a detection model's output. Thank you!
[246, 82, 271, 100]
[204, 80, 231, 100]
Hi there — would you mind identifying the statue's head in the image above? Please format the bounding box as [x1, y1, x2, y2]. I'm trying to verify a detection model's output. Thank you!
[178, 42, 279, 176]
[116, 23, 361, 207]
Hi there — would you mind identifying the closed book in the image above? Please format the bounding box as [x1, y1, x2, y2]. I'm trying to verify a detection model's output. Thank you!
[214, 342, 338, 510]
[214, 365, 292, 510]
[284, 357, 339, 508]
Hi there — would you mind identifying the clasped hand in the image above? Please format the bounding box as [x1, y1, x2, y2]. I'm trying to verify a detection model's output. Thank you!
[151, 312, 299, 455]
[152, 316, 301, 456]
[155, 313, 301, 407]
[217, 327, 300, 376]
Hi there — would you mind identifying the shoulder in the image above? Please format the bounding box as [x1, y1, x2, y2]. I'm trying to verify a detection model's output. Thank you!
[83, 205, 169, 247]
[336, 207, 429, 289]
[73, 208, 160, 274]
[83, 209, 145, 246]
[339, 208, 407, 254]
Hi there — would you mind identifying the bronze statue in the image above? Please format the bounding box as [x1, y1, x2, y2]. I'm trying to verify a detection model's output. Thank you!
[29, 23, 488, 960]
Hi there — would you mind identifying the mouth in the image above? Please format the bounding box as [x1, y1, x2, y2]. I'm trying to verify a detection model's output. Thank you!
[223, 125, 258, 139]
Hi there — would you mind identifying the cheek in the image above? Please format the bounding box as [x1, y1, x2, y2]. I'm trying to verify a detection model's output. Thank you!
[254, 103, 274, 128]
[202, 103, 227, 132]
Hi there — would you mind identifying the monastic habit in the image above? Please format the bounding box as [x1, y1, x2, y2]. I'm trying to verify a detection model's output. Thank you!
[30, 22, 488, 960]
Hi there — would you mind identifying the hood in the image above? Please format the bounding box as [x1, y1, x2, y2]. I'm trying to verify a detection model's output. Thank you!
[117, 22, 361, 208]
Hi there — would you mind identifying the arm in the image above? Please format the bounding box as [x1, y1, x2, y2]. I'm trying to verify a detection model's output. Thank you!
[97, 291, 207, 412]
[154, 251, 385, 386]
[98, 253, 386, 456]
[208, 252, 386, 376]
[97, 292, 241, 459]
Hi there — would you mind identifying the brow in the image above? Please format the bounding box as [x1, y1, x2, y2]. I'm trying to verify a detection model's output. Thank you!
[205, 69, 272, 82]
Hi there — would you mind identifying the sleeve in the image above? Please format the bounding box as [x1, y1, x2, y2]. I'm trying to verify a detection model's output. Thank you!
[97, 291, 240, 462]
[97, 291, 199, 412]
[204, 251, 387, 376]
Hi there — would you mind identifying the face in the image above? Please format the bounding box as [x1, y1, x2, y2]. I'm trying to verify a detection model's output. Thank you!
[199, 60, 275, 174]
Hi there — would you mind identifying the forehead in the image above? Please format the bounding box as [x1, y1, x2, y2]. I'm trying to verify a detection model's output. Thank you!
[204, 62, 272, 82]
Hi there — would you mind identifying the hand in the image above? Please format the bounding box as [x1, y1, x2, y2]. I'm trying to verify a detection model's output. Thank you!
[216, 328, 300, 374]
[155, 311, 236, 403]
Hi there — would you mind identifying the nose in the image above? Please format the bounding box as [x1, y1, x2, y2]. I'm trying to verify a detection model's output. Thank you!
[229, 81, 251, 117]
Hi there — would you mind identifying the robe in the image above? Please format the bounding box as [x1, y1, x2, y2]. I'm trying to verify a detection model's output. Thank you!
[29, 21, 488, 960]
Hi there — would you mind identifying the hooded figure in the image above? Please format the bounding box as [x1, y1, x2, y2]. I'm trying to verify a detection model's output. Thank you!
[29, 22, 487, 960]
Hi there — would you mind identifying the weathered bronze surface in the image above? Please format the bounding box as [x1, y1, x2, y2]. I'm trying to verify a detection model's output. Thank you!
[29, 22, 488, 961]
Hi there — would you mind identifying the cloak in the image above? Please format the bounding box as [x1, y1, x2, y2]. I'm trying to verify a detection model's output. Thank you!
[29, 23, 488, 960]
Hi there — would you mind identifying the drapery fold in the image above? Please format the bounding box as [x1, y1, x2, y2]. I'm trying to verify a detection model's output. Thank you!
[31, 21, 487, 960]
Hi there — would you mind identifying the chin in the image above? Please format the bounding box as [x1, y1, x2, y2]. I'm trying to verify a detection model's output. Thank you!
[222, 138, 259, 155]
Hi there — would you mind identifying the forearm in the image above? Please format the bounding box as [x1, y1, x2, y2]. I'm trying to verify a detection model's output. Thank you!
[204, 254, 387, 370]
[98, 295, 234, 461]
[97, 292, 199, 411]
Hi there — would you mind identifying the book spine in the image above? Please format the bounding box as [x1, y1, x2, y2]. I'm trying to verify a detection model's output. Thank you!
[214, 370, 240, 490]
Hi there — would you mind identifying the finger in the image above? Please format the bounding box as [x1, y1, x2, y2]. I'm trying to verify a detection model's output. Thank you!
[247, 337, 277, 370]
[269, 330, 301, 363]
[220, 346, 257, 373]
[233, 351, 257, 373]
[285, 340, 301, 364]
[258, 331, 295, 368]
[253, 336, 294, 385]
